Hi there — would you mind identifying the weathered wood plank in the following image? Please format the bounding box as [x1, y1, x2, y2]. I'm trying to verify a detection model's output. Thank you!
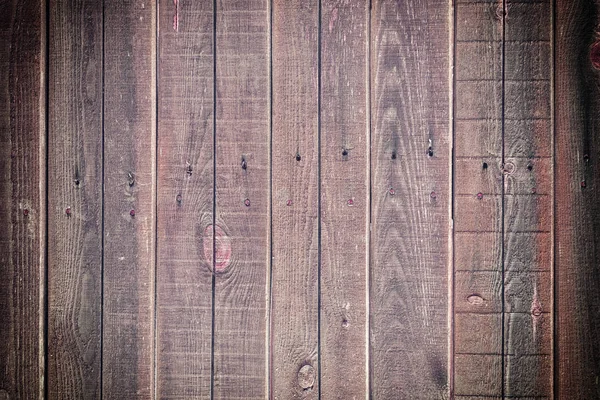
[271, 0, 319, 398]
[556, 0, 600, 397]
[102, 1, 156, 398]
[370, 0, 450, 398]
[503, 2, 553, 397]
[453, 1, 503, 397]
[213, 0, 269, 398]
[0, 1, 45, 398]
[47, 0, 103, 398]
[320, 0, 368, 397]
[156, 0, 214, 398]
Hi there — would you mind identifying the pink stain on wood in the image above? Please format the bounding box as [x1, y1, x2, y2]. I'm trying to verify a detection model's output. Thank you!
[173, 0, 179, 32]
[329, 7, 338, 33]
[203, 225, 232, 272]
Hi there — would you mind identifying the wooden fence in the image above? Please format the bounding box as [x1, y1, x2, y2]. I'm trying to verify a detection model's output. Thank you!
[1, 0, 599, 398]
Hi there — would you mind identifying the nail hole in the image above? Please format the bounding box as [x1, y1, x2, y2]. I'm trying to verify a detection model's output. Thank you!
[581, 180, 587, 188]
[23, 209, 29, 216]
[130, 209, 136, 217]
[241, 158, 247, 170]
[527, 163, 533, 171]
[128, 172, 135, 187]
[531, 307, 542, 317]
[477, 192, 484, 200]
[74, 179, 80, 186]
[244, 198, 251, 207]
[342, 149, 348, 157]
[391, 152, 397, 160]
[531, 187, 537, 194]
[430, 191, 437, 200]
[65, 207, 71, 216]
[176, 194, 182, 204]
[186, 165, 193, 175]
[295, 153, 301, 162]
[389, 188, 396, 196]
[347, 198, 354, 206]
[342, 319, 349, 328]
[286, 199, 293, 206]
[584, 154, 590, 164]
[428, 147, 434, 157]
[482, 162, 488, 170]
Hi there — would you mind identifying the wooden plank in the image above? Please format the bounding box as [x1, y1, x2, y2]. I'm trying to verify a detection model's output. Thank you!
[503, 2, 553, 396]
[453, 0, 503, 397]
[271, 0, 319, 398]
[555, 0, 600, 397]
[47, 0, 103, 398]
[370, 0, 450, 397]
[0, 1, 45, 399]
[156, 0, 214, 398]
[320, 1, 368, 397]
[213, 0, 269, 398]
[102, 1, 156, 398]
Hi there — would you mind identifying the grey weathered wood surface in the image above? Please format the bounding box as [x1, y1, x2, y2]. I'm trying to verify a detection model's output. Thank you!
[47, 0, 103, 398]
[156, 0, 214, 398]
[320, 0, 369, 398]
[0, 1, 45, 399]
[4, 1, 600, 399]
[213, 0, 270, 398]
[271, 1, 320, 398]
[370, 0, 451, 398]
[556, 0, 600, 398]
[102, 0, 156, 398]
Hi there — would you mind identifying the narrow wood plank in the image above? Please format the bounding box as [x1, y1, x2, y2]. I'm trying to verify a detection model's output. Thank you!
[156, 0, 214, 398]
[271, 0, 319, 398]
[102, 1, 156, 398]
[213, 0, 269, 398]
[556, 0, 600, 397]
[47, 0, 103, 398]
[453, 1, 503, 397]
[503, 2, 553, 397]
[0, 1, 45, 398]
[320, 1, 368, 397]
[370, 0, 450, 397]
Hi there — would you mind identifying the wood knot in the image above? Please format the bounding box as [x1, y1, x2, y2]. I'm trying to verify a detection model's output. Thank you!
[203, 225, 232, 272]
[467, 294, 484, 305]
[297, 364, 315, 390]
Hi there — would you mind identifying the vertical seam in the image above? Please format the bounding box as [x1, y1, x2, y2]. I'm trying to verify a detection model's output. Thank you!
[501, 0, 507, 397]
[210, 0, 217, 398]
[317, 0, 323, 398]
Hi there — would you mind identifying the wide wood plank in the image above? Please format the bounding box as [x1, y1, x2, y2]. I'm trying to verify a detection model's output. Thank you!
[0, 1, 45, 398]
[271, 0, 319, 398]
[503, 1, 553, 397]
[555, 0, 600, 397]
[47, 0, 103, 398]
[102, 1, 156, 398]
[370, 0, 451, 398]
[454, 1, 503, 397]
[320, 1, 369, 397]
[156, 0, 214, 398]
[213, 0, 269, 398]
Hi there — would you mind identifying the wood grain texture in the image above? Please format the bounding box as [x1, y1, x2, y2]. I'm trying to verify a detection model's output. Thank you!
[556, 0, 600, 398]
[370, 0, 450, 398]
[102, 0, 156, 398]
[213, 0, 269, 398]
[156, 0, 214, 398]
[271, 0, 319, 398]
[320, 0, 368, 397]
[0, 1, 45, 399]
[47, 0, 103, 398]
[454, 1, 503, 397]
[503, 1, 553, 397]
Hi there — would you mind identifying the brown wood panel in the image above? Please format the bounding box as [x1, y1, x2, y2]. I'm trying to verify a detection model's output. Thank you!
[156, 0, 214, 398]
[271, 0, 319, 398]
[213, 0, 269, 398]
[503, 1, 553, 397]
[0, 1, 45, 399]
[454, 0, 503, 397]
[556, 0, 600, 398]
[320, 0, 368, 397]
[102, 1, 156, 398]
[47, 1, 103, 398]
[370, 0, 450, 398]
